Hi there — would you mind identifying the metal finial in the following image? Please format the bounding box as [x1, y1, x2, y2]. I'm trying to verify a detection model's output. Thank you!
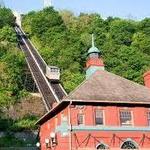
[92, 34, 95, 47]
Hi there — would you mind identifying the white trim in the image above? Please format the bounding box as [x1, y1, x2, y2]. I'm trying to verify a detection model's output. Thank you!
[63, 99, 150, 105]
[36, 101, 63, 124]
[96, 142, 109, 149]
[58, 83, 68, 96]
[95, 109, 105, 126]
[147, 111, 150, 126]
[119, 109, 133, 127]
[131, 110, 134, 127]
[120, 138, 139, 149]
[77, 113, 85, 126]
[103, 109, 106, 126]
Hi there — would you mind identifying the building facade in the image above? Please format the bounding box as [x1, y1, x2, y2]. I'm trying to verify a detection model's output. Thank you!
[37, 36, 150, 150]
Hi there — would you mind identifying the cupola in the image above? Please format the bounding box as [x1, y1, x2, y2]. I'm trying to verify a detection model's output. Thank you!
[86, 34, 104, 79]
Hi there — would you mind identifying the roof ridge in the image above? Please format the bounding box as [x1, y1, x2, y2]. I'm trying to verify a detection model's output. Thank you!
[106, 71, 150, 90]
[63, 78, 88, 99]
[64, 70, 150, 103]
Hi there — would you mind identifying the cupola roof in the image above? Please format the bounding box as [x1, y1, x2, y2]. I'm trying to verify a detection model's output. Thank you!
[88, 34, 101, 54]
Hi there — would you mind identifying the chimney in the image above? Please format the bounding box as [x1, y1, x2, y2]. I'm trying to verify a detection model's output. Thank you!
[143, 71, 150, 88]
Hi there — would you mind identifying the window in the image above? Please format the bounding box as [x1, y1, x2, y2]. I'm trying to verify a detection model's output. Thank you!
[50, 68, 59, 72]
[76, 105, 84, 109]
[96, 143, 109, 149]
[121, 139, 139, 149]
[90, 53, 99, 58]
[120, 110, 132, 126]
[50, 68, 55, 72]
[147, 111, 150, 126]
[95, 110, 104, 125]
[77, 114, 84, 125]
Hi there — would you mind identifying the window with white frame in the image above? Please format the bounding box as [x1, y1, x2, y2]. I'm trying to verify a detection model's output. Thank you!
[95, 110, 104, 125]
[147, 111, 150, 126]
[77, 114, 84, 125]
[121, 139, 139, 149]
[120, 110, 132, 126]
[96, 143, 109, 149]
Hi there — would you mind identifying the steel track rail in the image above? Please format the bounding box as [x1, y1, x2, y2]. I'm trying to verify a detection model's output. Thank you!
[15, 26, 67, 111]
[19, 27, 67, 99]
[15, 27, 59, 111]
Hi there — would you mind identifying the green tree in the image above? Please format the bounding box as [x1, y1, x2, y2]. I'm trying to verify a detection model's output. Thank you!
[0, 8, 15, 28]
[0, 26, 17, 43]
[22, 8, 150, 92]
[132, 32, 150, 55]
[109, 19, 136, 46]
[138, 18, 150, 35]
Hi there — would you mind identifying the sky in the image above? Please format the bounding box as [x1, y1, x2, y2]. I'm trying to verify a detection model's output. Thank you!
[4, 0, 150, 20]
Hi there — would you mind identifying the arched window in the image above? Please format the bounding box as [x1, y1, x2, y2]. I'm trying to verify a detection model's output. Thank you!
[96, 143, 109, 149]
[121, 139, 139, 149]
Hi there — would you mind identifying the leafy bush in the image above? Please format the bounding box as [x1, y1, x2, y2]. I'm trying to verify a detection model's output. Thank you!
[0, 135, 25, 147]
[0, 8, 26, 109]
[10, 115, 38, 131]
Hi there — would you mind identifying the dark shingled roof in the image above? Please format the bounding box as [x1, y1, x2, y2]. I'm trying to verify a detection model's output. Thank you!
[63, 70, 150, 104]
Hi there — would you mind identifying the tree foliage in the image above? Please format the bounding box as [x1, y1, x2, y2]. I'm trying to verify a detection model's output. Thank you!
[0, 7, 150, 131]
[0, 8, 15, 28]
[0, 8, 26, 108]
[22, 8, 150, 92]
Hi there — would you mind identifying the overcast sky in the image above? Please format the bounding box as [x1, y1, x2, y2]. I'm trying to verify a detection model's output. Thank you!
[4, 0, 150, 20]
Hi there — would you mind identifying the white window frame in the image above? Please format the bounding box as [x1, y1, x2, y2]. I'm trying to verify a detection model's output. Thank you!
[120, 110, 133, 126]
[77, 113, 85, 126]
[147, 111, 150, 126]
[95, 109, 105, 126]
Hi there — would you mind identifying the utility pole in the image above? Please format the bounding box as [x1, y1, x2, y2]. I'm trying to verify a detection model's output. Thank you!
[44, 0, 52, 8]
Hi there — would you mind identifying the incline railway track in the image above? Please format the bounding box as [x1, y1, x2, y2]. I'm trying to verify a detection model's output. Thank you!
[22, 34, 47, 74]
[15, 26, 67, 111]
[19, 28, 67, 100]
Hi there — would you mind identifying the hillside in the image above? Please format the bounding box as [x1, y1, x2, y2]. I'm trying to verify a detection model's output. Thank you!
[22, 7, 150, 93]
[0, 8, 29, 125]
[0, 7, 40, 148]
[0, 6, 150, 135]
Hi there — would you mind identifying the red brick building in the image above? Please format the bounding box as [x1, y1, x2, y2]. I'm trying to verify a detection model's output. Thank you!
[36, 37, 150, 150]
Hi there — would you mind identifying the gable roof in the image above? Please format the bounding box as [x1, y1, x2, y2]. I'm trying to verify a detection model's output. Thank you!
[37, 70, 150, 125]
[63, 70, 150, 104]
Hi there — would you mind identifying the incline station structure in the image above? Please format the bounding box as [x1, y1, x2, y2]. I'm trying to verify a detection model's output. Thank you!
[36, 36, 150, 150]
